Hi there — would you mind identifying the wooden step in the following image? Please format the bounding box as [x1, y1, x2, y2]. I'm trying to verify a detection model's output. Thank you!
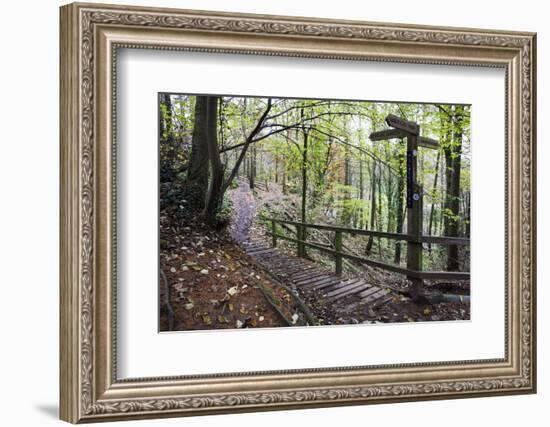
[371, 294, 393, 308]
[272, 263, 307, 275]
[324, 280, 367, 299]
[293, 271, 329, 285]
[247, 247, 273, 256]
[286, 265, 319, 278]
[358, 286, 382, 299]
[249, 246, 274, 254]
[296, 275, 337, 289]
[300, 276, 344, 290]
[243, 242, 266, 250]
[272, 264, 303, 278]
[240, 238, 396, 315]
[361, 288, 390, 304]
[266, 256, 300, 268]
[290, 267, 324, 281]
[320, 278, 361, 294]
[327, 282, 372, 301]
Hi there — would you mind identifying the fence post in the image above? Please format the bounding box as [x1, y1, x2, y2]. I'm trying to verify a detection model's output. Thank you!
[271, 220, 277, 247]
[334, 231, 343, 275]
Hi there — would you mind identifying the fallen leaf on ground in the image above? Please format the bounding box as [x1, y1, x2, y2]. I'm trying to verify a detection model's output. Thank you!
[202, 314, 212, 325]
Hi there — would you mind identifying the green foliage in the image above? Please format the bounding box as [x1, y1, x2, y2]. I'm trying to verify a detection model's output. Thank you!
[160, 93, 471, 272]
[216, 196, 234, 223]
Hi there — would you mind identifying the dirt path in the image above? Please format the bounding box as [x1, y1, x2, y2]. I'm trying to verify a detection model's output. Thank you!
[228, 180, 284, 244]
[228, 181, 258, 243]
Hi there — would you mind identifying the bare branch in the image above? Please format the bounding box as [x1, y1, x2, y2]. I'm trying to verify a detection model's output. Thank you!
[309, 126, 401, 176]
[222, 98, 273, 193]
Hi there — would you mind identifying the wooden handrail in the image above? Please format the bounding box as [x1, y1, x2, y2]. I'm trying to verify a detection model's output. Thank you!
[263, 217, 469, 246]
[266, 231, 470, 281]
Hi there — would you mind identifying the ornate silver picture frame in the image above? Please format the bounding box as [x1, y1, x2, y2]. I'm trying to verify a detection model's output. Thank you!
[60, 2, 536, 423]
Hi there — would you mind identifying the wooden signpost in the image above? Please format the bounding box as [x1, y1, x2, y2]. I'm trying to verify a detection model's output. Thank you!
[369, 114, 439, 300]
[418, 136, 439, 150]
[369, 128, 406, 141]
[385, 114, 420, 135]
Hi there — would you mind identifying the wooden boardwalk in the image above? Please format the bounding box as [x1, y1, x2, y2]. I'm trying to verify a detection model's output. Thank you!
[241, 239, 394, 315]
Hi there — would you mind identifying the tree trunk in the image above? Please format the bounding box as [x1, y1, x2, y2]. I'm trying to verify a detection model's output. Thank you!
[159, 93, 179, 183]
[187, 96, 210, 199]
[358, 154, 365, 229]
[377, 162, 382, 255]
[282, 155, 287, 194]
[202, 96, 223, 223]
[342, 145, 352, 226]
[443, 106, 463, 271]
[464, 191, 471, 237]
[299, 131, 309, 257]
[438, 155, 445, 236]
[394, 150, 405, 264]
[427, 150, 441, 251]
[159, 93, 171, 142]
[386, 149, 394, 243]
[248, 147, 255, 189]
[366, 159, 376, 254]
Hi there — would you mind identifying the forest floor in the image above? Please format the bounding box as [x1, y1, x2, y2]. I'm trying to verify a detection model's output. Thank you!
[160, 180, 470, 332]
[159, 182, 306, 331]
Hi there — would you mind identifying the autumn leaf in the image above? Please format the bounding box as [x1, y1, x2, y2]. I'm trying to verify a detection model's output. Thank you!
[202, 314, 212, 325]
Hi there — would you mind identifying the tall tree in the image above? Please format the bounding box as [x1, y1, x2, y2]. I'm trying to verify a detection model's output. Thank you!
[202, 96, 223, 223]
[187, 96, 209, 199]
[427, 151, 441, 246]
[394, 145, 405, 264]
[366, 158, 377, 254]
[443, 106, 464, 270]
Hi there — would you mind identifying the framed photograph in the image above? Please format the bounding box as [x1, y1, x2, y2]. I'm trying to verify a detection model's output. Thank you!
[60, 2, 537, 423]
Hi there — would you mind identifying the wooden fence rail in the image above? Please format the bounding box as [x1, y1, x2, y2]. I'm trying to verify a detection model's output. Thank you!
[263, 217, 470, 282]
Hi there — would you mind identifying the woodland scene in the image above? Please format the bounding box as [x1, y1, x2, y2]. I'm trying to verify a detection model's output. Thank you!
[159, 93, 471, 332]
